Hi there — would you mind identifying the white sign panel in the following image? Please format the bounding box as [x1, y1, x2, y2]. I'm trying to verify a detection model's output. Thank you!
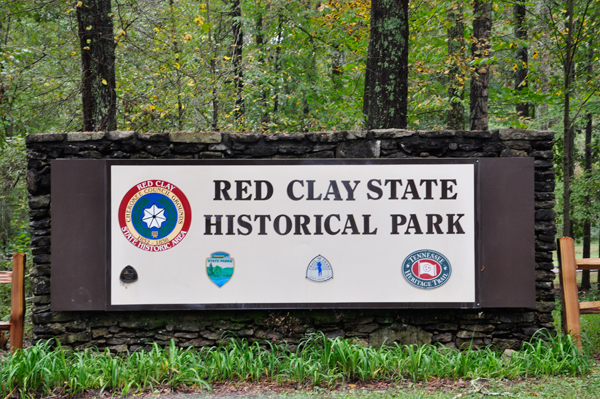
[110, 162, 476, 306]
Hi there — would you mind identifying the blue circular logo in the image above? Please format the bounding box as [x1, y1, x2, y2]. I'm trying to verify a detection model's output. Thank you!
[130, 192, 178, 240]
[402, 249, 452, 290]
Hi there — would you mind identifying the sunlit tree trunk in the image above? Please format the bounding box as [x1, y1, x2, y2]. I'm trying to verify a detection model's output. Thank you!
[470, 0, 492, 131]
[363, 0, 409, 129]
[76, 0, 116, 131]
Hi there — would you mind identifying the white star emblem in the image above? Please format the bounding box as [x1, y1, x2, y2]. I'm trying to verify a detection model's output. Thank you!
[142, 204, 167, 229]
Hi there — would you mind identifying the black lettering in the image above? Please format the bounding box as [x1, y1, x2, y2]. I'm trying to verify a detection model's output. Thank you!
[235, 180, 252, 200]
[401, 179, 421, 200]
[213, 181, 231, 200]
[254, 215, 271, 235]
[307, 180, 322, 200]
[367, 179, 383, 200]
[362, 214, 378, 235]
[294, 215, 311, 235]
[405, 214, 423, 234]
[391, 214, 407, 235]
[274, 215, 292, 235]
[447, 214, 465, 234]
[204, 215, 222, 235]
[341, 215, 360, 235]
[324, 214, 341, 235]
[420, 179, 438, 200]
[384, 179, 403, 199]
[314, 214, 323, 235]
[341, 180, 360, 201]
[441, 179, 458, 200]
[323, 181, 342, 201]
[226, 214, 235, 235]
[255, 180, 273, 200]
[426, 214, 444, 234]
[237, 214, 252, 235]
[287, 180, 304, 200]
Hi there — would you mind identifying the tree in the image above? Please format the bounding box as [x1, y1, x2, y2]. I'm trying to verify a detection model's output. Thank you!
[76, 0, 117, 131]
[231, 0, 244, 123]
[470, 0, 492, 131]
[446, 2, 466, 130]
[363, 0, 409, 129]
[514, 0, 529, 118]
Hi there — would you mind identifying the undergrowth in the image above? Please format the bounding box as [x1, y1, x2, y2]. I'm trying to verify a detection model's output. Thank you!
[0, 332, 591, 397]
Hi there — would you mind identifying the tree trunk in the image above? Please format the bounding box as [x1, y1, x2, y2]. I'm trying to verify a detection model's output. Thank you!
[76, 0, 116, 131]
[562, 0, 574, 238]
[207, 0, 218, 130]
[273, 17, 283, 115]
[169, 0, 183, 130]
[470, 0, 492, 131]
[582, 110, 592, 289]
[332, 47, 343, 90]
[363, 0, 409, 129]
[514, 1, 529, 118]
[446, 3, 465, 130]
[232, 0, 244, 123]
[583, 44, 594, 290]
[256, 14, 269, 132]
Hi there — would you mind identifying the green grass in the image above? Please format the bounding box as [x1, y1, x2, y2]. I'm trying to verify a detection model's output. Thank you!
[0, 333, 591, 397]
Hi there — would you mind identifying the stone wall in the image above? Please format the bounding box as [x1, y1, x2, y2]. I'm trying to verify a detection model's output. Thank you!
[26, 129, 556, 352]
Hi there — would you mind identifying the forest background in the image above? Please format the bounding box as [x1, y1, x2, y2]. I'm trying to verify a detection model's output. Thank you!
[1, 0, 600, 288]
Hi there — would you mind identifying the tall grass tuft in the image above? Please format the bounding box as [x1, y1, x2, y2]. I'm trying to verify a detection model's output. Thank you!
[0, 331, 591, 396]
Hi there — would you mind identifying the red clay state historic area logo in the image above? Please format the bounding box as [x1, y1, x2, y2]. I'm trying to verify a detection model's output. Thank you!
[402, 249, 452, 290]
[118, 180, 192, 252]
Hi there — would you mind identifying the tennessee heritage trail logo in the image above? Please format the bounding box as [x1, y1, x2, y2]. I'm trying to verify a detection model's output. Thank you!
[118, 180, 192, 252]
[402, 249, 451, 289]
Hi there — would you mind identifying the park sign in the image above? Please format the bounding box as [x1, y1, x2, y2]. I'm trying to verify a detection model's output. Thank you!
[51, 158, 535, 311]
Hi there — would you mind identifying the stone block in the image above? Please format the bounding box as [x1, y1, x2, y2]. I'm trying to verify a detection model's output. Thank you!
[336, 140, 381, 158]
[368, 324, 432, 348]
[535, 209, 555, 221]
[200, 330, 221, 340]
[229, 133, 261, 143]
[535, 302, 555, 312]
[170, 131, 221, 143]
[137, 132, 168, 141]
[499, 129, 555, 140]
[174, 332, 199, 339]
[29, 195, 50, 209]
[459, 324, 494, 332]
[67, 132, 105, 141]
[343, 130, 368, 140]
[199, 151, 224, 159]
[371, 129, 415, 139]
[418, 130, 456, 138]
[79, 150, 102, 159]
[264, 133, 306, 142]
[27, 133, 65, 143]
[432, 332, 453, 343]
[501, 149, 527, 157]
[106, 131, 135, 141]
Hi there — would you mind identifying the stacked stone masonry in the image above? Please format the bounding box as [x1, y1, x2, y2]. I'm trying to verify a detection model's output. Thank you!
[26, 129, 556, 352]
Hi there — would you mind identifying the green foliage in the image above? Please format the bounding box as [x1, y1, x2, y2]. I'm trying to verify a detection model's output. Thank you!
[0, 333, 591, 396]
[0, 138, 29, 256]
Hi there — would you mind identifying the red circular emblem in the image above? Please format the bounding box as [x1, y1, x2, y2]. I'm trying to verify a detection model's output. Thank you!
[118, 180, 192, 252]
